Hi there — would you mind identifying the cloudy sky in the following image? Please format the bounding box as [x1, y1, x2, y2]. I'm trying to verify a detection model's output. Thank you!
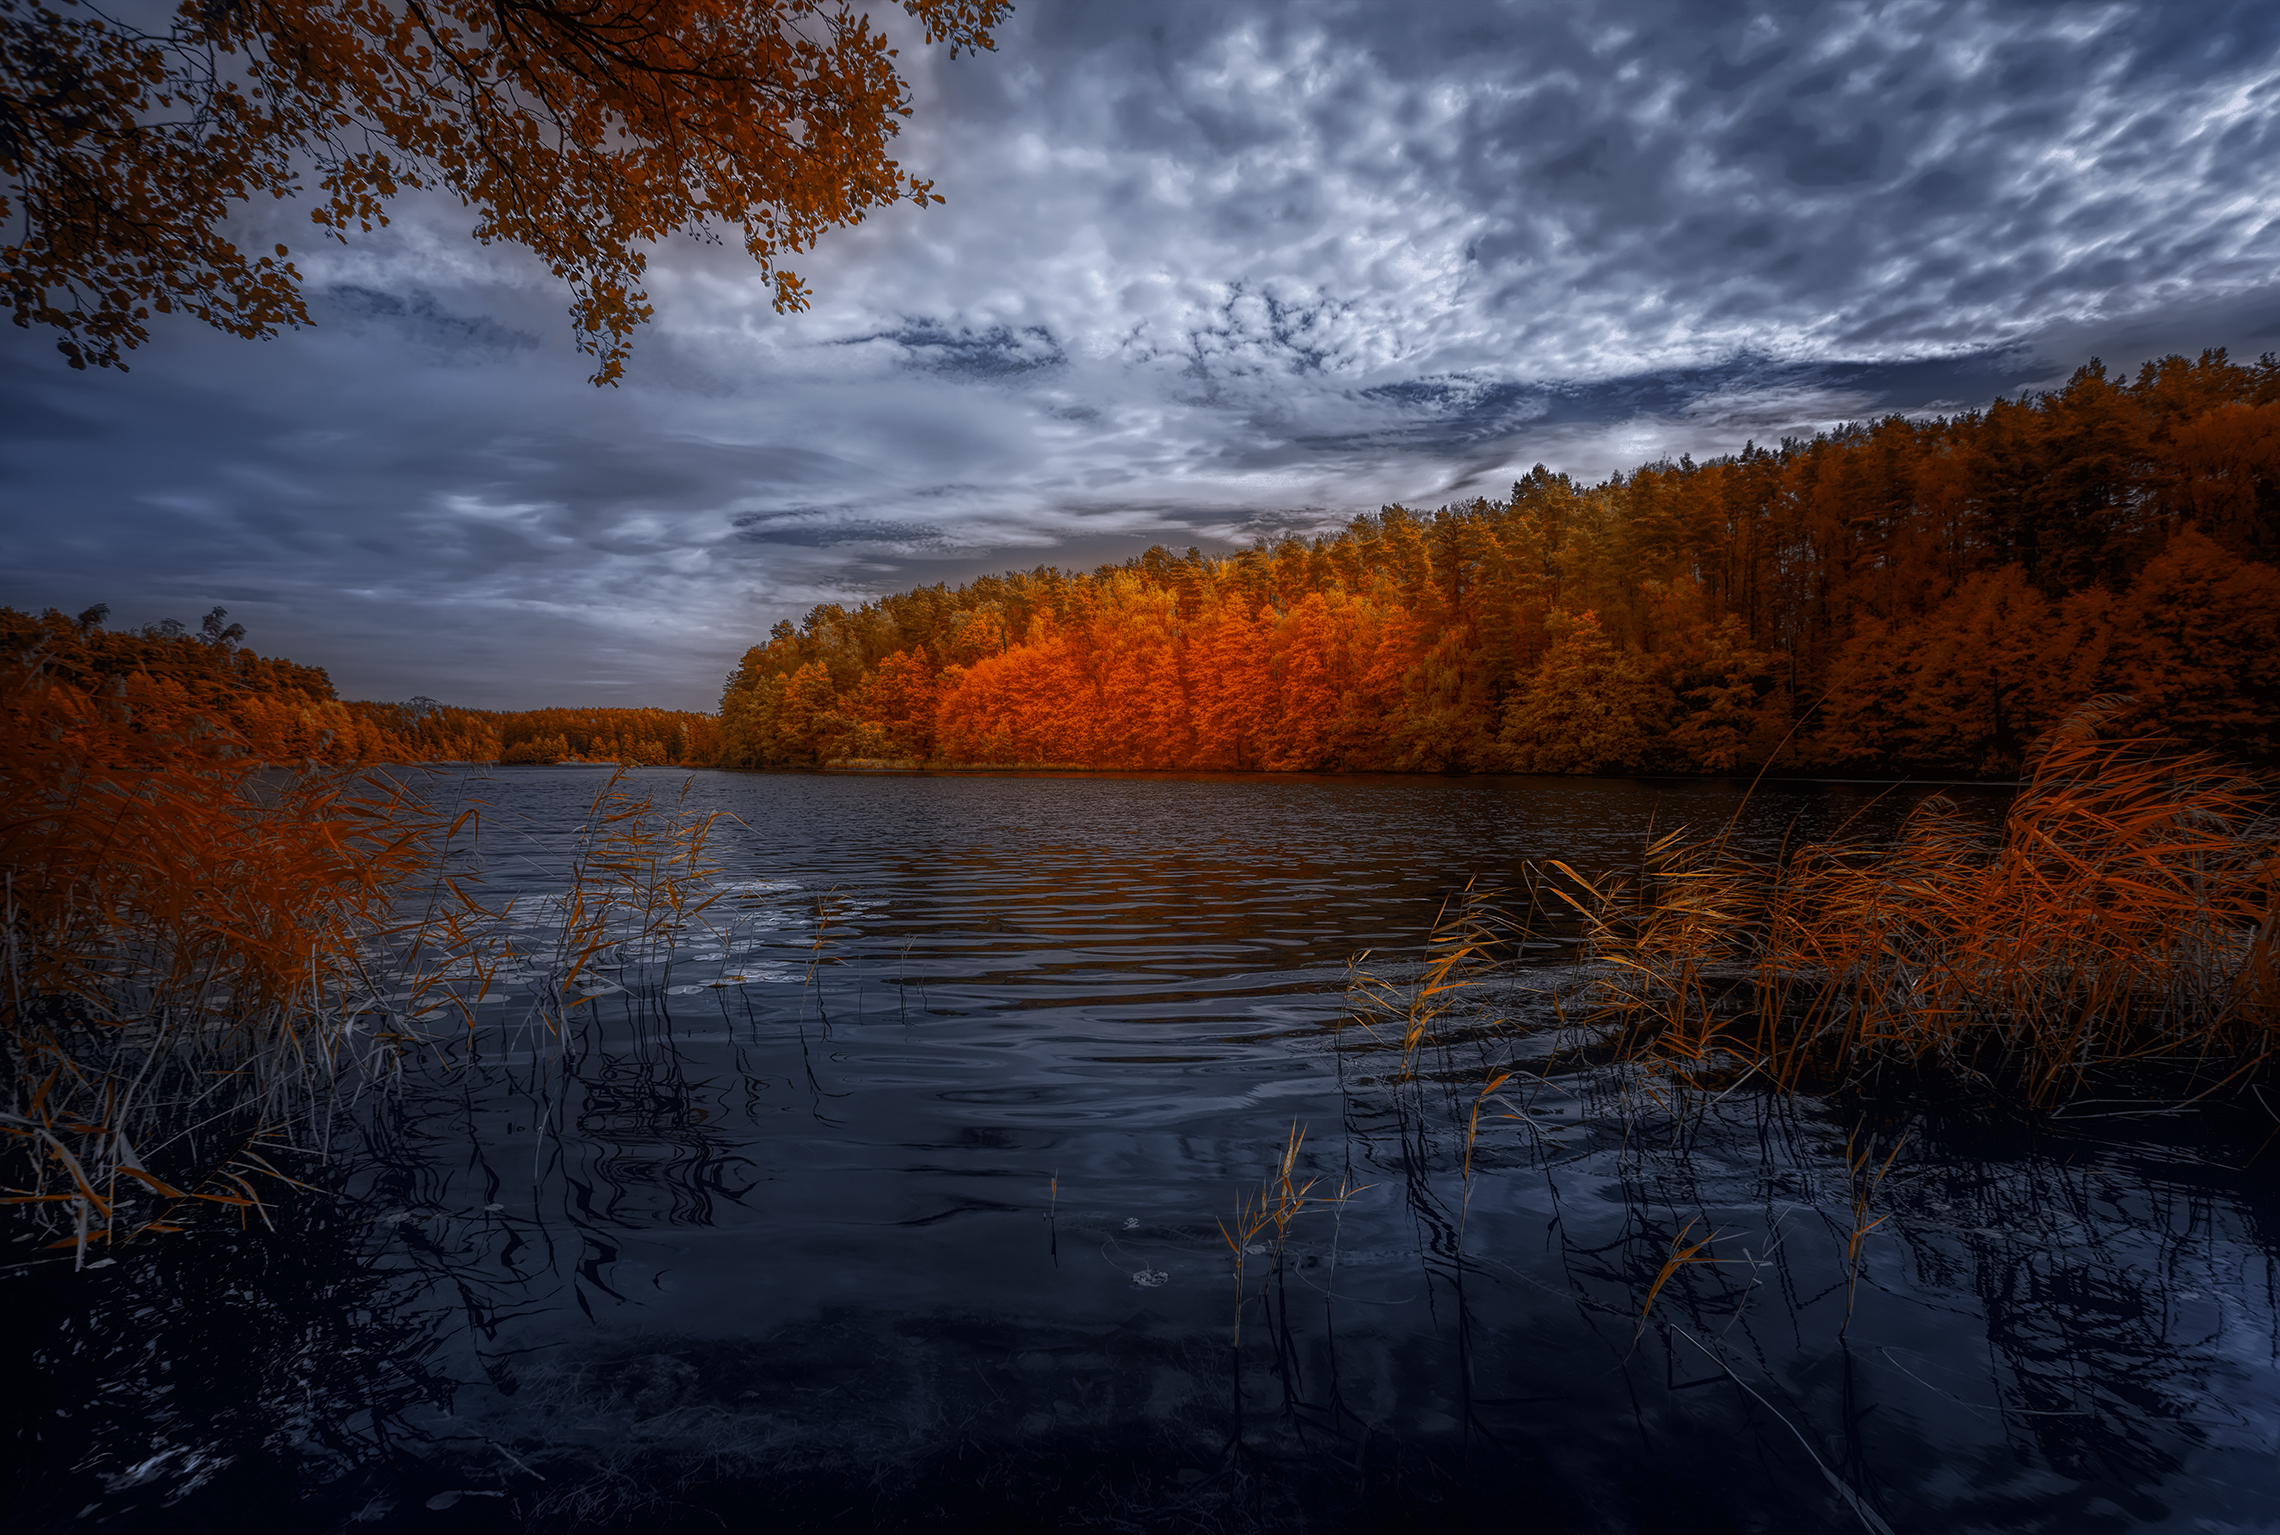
[5, 0, 2279, 710]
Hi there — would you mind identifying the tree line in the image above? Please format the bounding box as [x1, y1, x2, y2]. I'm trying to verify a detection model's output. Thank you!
[719, 349, 2280, 777]
[11, 347, 2274, 781]
[0, 606, 718, 767]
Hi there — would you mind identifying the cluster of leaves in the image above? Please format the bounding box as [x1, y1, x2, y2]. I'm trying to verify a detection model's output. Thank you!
[2, 0, 1006, 379]
[719, 349, 2280, 777]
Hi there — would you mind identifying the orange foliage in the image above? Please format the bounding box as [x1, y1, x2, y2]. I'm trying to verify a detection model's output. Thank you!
[5, 0, 1007, 379]
[0, 606, 719, 769]
[1558, 716, 2278, 1102]
[1, 617, 434, 1015]
[723, 349, 2280, 778]
[495, 706, 720, 766]
[866, 580, 1413, 771]
[0, 604, 407, 763]
[1, 607, 725, 1256]
[1, 605, 474, 1254]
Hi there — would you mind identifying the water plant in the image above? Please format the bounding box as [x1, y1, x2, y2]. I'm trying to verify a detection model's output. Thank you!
[1635, 1217, 1722, 1338]
[2, 621, 463, 1261]
[1343, 876, 1509, 1085]
[1838, 1127, 1906, 1334]
[1546, 709, 2277, 1106]
[1216, 1122, 1326, 1348]
[2, 616, 724, 1264]
[516, 771, 727, 1025]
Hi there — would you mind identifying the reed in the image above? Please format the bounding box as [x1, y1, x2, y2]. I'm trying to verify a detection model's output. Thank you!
[1, 620, 721, 1264]
[1344, 877, 1508, 1082]
[1839, 1128, 1905, 1334]
[1216, 1122, 1324, 1348]
[1635, 1217, 1722, 1338]
[513, 770, 726, 1024]
[1548, 707, 2277, 1106]
[4, 624, 424, 1259]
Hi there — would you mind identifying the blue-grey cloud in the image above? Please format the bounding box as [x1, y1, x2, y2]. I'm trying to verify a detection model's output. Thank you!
[321, 285, 540, 355]
[5, 0, 2279, 708]
[838, 320, 1067, 378]
[734, 512, 951, 548]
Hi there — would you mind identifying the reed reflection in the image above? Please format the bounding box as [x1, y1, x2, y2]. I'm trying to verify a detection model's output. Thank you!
[8, 1186, 462, 1528]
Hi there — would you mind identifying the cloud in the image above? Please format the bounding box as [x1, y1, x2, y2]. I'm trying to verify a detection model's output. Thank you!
[321, 285, 540, 355]
[836, 320, 1068, 378]
[5, 0, 2279, 708]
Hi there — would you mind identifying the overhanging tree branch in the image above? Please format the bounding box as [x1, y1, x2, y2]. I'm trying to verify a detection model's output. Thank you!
[0, 0, 1006, 381]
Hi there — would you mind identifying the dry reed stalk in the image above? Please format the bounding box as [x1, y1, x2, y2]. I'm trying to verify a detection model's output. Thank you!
[1840, 1128, 1906, 1334]
[1217, 1122, 1324, 1347]
[1635, 1217, 1722, 1337]
[1549, 708, 2277, 1106]
[1461, 1071, 1511, 1185]
[515, 770, 726, 1024]
[1344, 879, 1507, 1080]
[1450, 1070, 1513, 1272]
[2, 621, 724, 1264]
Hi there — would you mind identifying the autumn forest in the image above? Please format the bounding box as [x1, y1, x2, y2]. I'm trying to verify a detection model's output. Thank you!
[11, 349, 2276, 782]
[722, 349, 2280, 778]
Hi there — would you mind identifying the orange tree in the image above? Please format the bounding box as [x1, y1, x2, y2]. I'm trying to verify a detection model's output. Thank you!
[2, 0, 1007, 380]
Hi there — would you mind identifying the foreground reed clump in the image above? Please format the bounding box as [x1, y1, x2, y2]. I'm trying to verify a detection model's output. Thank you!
[1549, 706, 2278, 1105]
[1, 612, 726, 1264]
[0, 615, 481, 1262]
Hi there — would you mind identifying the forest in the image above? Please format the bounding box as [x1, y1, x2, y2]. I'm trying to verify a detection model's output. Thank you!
[0, 605, 720, 767]
[720, 349, 2280, 778]
[10, 349, 2275, 783]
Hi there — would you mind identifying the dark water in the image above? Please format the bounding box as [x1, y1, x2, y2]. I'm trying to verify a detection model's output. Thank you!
[12, 769, 2280, 1533]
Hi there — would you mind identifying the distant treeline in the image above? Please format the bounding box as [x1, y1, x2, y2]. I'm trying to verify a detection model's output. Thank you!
[12, 348, 2275, 782]
[720, 350, 2280, 777]
[0, 606, 719, 766]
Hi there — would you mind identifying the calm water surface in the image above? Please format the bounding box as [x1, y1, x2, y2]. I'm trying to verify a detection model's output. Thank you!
[13, 769, 2279, 1533]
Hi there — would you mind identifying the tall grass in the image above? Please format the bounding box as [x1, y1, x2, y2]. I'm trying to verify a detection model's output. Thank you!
[1, 621, 721, 1264]
[1343, 877, 1509, 1083]
[1548, 705, 2278, 1105]
[507, 773, 726, 1026]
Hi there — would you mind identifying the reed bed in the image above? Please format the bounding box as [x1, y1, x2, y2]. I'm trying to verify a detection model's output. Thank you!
[1544, 707, 2278, 1107]
[2, 621, 721, 1264]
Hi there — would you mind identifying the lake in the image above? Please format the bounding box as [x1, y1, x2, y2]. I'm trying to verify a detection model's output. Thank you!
[13, 768, 2280, 1533]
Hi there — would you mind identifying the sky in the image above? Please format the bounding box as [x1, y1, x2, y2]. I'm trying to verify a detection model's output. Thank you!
[5, 0, 2280, 711]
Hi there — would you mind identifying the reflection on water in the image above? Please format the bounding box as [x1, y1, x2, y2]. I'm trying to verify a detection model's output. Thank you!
[11, 769, 2278, 1532]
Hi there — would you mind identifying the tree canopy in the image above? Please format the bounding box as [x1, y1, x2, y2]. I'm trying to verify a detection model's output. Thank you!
[2, 0, 1007, 380]
[718, 351, 2280, 778]
[1, 603, 721, 764]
